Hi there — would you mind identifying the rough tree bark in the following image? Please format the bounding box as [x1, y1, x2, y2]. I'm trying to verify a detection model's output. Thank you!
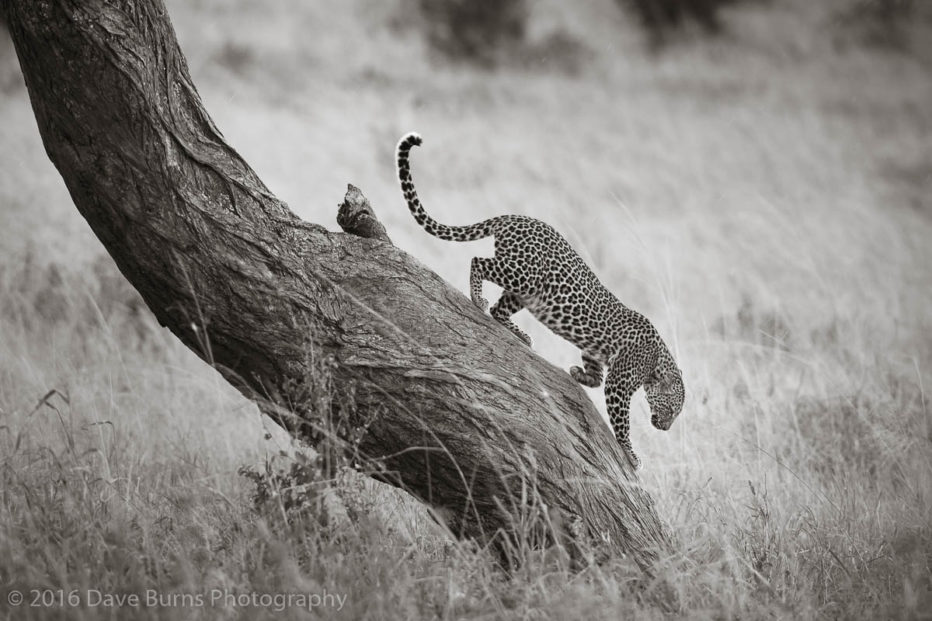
[4, 0, 672, 568]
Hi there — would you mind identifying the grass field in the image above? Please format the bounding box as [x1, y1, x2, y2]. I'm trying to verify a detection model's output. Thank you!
[1, 0, 930, 618]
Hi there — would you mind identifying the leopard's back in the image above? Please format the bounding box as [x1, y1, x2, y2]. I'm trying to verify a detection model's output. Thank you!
[488, 217, 634, 360]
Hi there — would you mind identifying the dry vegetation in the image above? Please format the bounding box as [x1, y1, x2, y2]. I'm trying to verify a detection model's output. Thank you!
[1, 0, 930, 618]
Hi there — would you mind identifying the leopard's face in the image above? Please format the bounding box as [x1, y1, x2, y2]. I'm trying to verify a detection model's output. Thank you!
[644, 351, 684, 431]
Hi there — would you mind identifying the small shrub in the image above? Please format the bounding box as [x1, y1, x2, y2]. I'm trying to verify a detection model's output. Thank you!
[713, 294, 793, 351]
[514, 30, 593, 75]
[239, 451, 334, 528]
[416, 0, 529, 68]
[616, 0, 735, 48]
[211, 40, 255, 75]
[240, 338, 385, 537]
[835, 0, 917, 50]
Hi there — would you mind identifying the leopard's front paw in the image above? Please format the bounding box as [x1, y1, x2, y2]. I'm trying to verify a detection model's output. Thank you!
[621, 443, 641, 471]
[517, 331, 532, 347]
[570, 366, 601, 388]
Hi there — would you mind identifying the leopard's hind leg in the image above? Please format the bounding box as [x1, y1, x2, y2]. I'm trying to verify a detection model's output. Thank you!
[470, 257, 491, 312]
[470, 233, 541, 341]
[490, 291, 531, 346]
[470, 255, 534, 312]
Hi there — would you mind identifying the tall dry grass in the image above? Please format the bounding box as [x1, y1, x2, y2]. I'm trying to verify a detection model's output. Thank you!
[1, 0, 930, 618]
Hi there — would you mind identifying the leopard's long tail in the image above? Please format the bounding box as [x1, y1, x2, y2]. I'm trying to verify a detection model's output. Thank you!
[396, 132, 495, 242]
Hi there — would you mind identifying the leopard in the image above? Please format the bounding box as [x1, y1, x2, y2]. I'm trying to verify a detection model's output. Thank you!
[395, 132, 685, 469]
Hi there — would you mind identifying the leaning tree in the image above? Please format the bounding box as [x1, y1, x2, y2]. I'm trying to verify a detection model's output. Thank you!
[3, 0, 671, 569]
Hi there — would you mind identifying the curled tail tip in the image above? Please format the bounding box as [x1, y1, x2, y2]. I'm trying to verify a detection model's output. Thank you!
[397, 132, 423, 152]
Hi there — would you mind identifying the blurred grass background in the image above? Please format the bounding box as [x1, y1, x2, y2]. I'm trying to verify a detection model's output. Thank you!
[0, 0, 930, 618]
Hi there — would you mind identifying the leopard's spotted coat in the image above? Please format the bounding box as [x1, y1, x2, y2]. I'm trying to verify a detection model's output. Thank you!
[396, 132, 684, 469]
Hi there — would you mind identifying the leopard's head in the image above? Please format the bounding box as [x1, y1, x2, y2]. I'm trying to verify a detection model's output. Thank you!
[644, 347, 684, 431]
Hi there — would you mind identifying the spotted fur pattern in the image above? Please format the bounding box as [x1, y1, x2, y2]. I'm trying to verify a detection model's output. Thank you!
[396, 132, 685, 469]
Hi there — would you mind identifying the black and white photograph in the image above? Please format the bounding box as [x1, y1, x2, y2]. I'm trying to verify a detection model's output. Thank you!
[0, 0, 930, 619]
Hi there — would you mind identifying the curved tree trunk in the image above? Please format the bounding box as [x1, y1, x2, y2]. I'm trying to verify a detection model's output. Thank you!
[3, 0, 672, 568]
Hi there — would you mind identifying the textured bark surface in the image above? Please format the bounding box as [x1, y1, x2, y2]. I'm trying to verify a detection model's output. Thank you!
[4, 0, 672, 568]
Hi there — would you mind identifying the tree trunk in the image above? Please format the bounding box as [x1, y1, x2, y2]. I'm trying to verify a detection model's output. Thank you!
[3, 0, 672, 568]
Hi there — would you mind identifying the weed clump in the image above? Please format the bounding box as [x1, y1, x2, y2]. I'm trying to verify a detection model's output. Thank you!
[615, 0, 735, 48]
[834, 0, 920, 50]
[415, 0, 529, 68]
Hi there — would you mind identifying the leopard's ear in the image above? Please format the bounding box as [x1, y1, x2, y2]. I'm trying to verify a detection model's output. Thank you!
[649, 367, 662, 383]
